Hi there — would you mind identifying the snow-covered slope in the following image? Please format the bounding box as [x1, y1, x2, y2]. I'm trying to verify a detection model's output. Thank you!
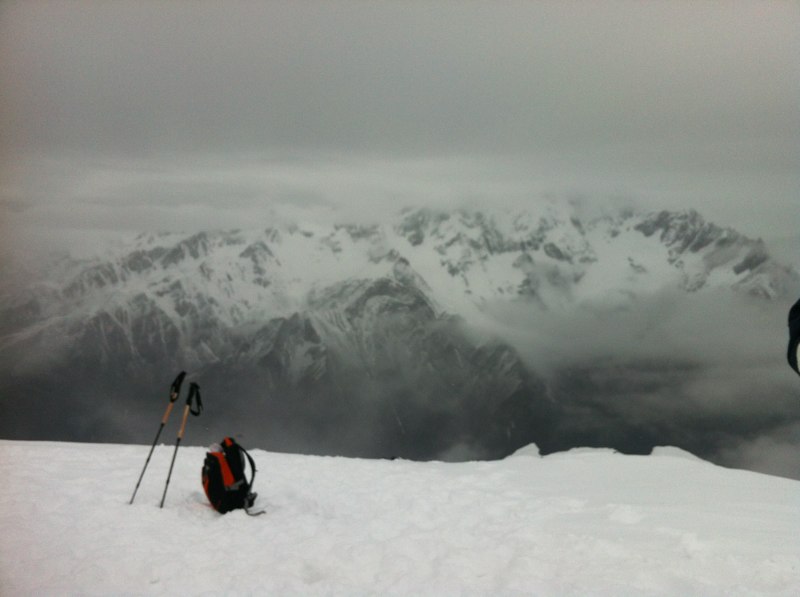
[1, 439, 798, 595]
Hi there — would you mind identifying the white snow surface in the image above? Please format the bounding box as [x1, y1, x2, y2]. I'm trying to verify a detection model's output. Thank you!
[2, 440, 799, 596]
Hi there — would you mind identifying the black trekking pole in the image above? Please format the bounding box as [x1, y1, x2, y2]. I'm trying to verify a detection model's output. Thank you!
[129, 371, 186, 505]
[160, 382, 203, 508]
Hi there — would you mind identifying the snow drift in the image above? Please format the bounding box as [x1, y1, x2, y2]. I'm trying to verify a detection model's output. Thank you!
[1, 439, 798, 595]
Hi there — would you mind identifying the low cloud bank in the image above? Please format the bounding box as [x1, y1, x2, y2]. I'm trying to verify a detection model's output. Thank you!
[479, 290, 800, 479]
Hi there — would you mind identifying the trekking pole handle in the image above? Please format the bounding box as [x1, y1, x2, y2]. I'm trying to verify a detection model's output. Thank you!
[160, 402, 175, 426]
[177, 404, 190, 440]
[169, 371, 187, 403]
[177, 383, 202, 440]
[159, 371, 186, 426]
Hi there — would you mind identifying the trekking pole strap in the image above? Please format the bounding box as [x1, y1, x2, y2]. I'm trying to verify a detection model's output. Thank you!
[188, 383, 203, 416]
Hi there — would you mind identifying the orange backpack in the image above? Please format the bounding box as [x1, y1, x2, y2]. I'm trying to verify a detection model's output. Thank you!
[202, 437, 263, 515]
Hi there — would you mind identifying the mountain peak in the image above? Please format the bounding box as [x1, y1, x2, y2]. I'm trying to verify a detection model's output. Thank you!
[3, 205, 797, 335]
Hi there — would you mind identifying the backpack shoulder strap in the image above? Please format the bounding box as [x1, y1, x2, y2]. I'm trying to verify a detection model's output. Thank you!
[238, 444, 265, 516]
[241, 446, 257, 490]
[222, 437, 257, 489]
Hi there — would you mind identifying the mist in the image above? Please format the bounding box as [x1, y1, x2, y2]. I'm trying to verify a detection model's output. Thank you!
[478, 290, 800, 478]
[2, 1, 799, 251]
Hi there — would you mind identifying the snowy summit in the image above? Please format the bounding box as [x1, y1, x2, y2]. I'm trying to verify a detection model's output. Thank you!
[1, 439, 799, 595]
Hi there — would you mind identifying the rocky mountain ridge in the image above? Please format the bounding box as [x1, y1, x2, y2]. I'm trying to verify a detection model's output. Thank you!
[1, 204, 797, 460]
[4, 204, 794, 328]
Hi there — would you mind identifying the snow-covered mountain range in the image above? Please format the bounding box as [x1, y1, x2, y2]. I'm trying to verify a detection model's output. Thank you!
[1, 203, 798, 463]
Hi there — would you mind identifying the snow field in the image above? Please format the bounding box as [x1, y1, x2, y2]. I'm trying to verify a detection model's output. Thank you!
[1, 440, 799, 596]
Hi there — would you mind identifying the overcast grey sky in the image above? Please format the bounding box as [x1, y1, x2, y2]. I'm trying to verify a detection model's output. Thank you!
[1, 1, 798, 259]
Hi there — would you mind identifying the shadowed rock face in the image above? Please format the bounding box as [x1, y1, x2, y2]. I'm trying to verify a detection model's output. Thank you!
[214, 277, 557, 459]
[0, 272, 556, 460]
